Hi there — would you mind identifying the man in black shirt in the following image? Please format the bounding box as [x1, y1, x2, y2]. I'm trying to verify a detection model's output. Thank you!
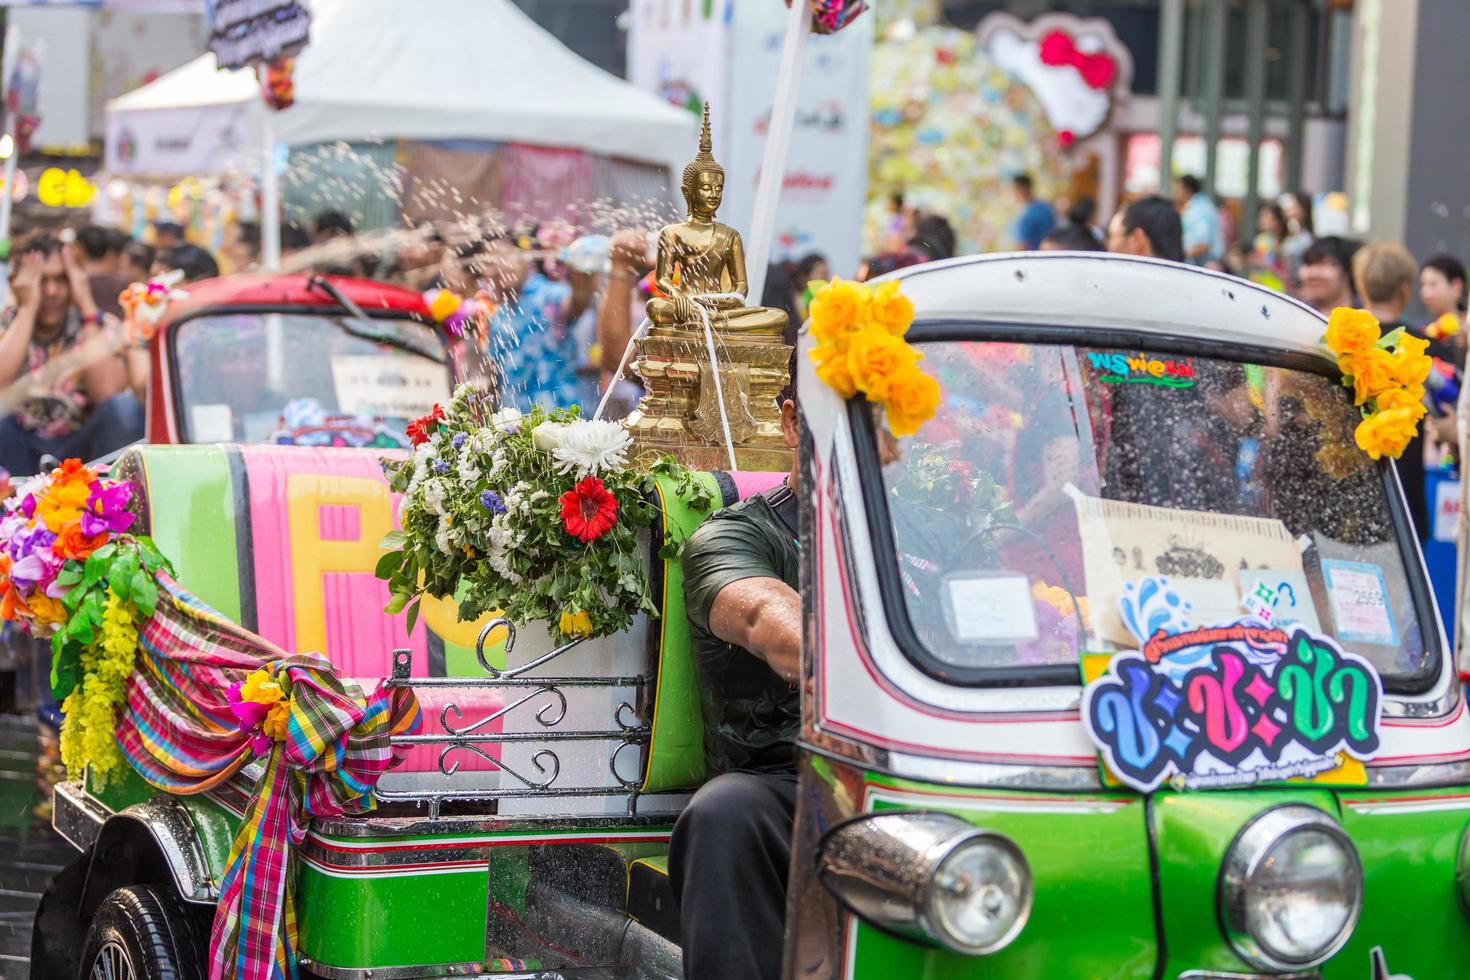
[670, 390, 801, 980]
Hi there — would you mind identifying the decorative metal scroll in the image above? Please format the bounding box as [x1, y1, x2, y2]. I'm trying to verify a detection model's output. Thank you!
[379, 617, 656, 819]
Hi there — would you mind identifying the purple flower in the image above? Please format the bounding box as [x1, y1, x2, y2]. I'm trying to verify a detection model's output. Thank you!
[433, 459, 450, 474]
[9, 524, 55, 564]
[480, 490, 507, 514]
[18, 494, 35, 519]
[452, 432, 467, 449]
[79, 482, 136, 538]
[10, 546, 60, 593]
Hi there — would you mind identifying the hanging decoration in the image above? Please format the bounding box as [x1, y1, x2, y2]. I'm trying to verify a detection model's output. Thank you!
[806, 277, 940, 438]
[977, 13, 1133, 148]
[258, 56, 297, 111]
[118, 269, 188, 345]
[785, 0, 869, 34]
[1322, 307, 1433, 461]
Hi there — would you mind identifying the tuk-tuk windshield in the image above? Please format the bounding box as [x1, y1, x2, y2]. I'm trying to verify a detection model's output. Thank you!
[873, 337, 1439, 691]
[173, 312, 451, 447]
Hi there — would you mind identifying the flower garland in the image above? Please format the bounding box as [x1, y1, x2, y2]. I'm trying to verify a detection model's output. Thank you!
[380, 386, 713, 640]
[227, 667, 291, 755]
[807, 277, 941, 437]
[1322, 307, 1433, 461]
[1427, 311, 1462, 341]
[0, 459, 173, 783]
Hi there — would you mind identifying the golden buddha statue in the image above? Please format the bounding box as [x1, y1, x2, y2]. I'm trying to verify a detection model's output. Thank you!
[626, 103, 794, 471]
[647, 104, 788, 336]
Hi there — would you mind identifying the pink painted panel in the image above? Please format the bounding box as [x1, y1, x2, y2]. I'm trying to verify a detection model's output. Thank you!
[729, 470, 786, 500]
[318, 504, 361, 542]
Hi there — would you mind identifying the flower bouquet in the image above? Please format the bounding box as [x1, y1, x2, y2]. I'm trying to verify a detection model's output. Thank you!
[0, 459, 174, 782]
[379, 385, 712, 640]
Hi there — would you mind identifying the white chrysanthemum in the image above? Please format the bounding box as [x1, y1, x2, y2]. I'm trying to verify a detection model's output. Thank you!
[422, 478, 449, 516]
[539, 419, 632, 477]
[490, 407, 522, 432]
[457, 446, 482, 483]
[434, 515, 458, 555]
[406, 444, 435, 493]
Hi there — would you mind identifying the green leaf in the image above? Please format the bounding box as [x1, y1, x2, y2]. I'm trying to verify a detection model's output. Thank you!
[62, 583, 89, 612]
[130, 569, 151, 607]
[384, 591, 411, 615]
[83, 553, 107, 590]
[90, 542, 117, 563]
[111, 567, 132, 602]
[405, 599, 421, 635]
[55, 565, 83, 587]
[49, 642, 80, 701]
[134, 574, 158, 619]
[374, 549, 403, 580]
[379, 530, 406, 550]
[1377, 326, 1405, 350]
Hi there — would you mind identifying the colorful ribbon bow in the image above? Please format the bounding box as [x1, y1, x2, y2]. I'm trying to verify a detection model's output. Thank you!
[1039, 29, 1118, 91]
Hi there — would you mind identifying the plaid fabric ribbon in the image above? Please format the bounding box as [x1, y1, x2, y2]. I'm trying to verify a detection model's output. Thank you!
[115, 573, 422, 980]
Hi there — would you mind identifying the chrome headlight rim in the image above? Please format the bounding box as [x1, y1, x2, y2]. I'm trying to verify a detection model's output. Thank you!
[815, 810, 1032, 956]
[1217, 804, 1363, 971]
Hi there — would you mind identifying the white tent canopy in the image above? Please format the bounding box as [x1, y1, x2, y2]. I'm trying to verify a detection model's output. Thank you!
[105, 0, 695, 177]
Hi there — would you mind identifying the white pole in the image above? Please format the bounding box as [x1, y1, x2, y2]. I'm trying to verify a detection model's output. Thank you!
[0, 25, 22, 272]
[260, 105, 281, 270]
[744, 0, 811, 308]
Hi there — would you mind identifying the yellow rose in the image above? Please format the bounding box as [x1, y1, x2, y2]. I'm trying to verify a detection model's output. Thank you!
[866, 280, 915, 336]
[1354, 406, 1422, 461]
[1389, 334, 1432, 387]
[883, 364, 941, 438]
[808, 277, 868, 346]
[1374, 384, 1427, 419]
[238, 668, 284, 706]
[1323, 307, 1381, 355]
[811, 345, 857, 398]
[846, 328, 919, 400]
[261, 701, 290, 742]
[1339, 347, 1397, 405]
[559, 608, 593, 638]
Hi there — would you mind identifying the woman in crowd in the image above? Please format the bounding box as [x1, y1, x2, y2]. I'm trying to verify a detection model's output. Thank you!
[1420, 254, 1467, 366]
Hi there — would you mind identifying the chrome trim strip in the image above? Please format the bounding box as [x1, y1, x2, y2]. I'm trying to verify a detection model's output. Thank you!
[52, 780, 107, 853]
[299, 958, 601, 979]
[310, 812, 678, 839]
[1176, 972, 1319, 979]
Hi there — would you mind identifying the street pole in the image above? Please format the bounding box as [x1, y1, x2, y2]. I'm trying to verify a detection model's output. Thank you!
[0, 25, 20, 269]
[1283, 0, 1310, 194]
[1156, 0, 1186, 192]
[260, 106, 281, 270]
[1201, 0, 1227, 199]
[1241, 0, 1269, 248]
[745, 0, 811, 308]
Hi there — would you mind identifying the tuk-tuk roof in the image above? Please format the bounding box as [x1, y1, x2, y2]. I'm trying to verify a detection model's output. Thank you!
[160, 274, 431, 327]
[887, 252, 1331, 363]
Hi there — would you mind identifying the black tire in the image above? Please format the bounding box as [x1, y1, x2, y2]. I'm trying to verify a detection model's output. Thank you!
[76, 885, 205, 980]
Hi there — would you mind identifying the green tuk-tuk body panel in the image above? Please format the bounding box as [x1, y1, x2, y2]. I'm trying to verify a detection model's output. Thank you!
[845, 772, 1156, 979]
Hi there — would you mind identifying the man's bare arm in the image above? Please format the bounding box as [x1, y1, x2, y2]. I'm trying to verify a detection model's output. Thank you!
[706, 576, 801, 683]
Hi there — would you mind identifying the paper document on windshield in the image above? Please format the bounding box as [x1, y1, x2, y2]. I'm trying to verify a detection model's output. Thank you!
[1066, 486, 1304, 646]
[331, 355, 448, 419]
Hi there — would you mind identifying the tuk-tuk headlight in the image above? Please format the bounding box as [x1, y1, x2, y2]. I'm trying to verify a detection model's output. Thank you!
[816, 812, 1032, 955]
[1218, 805, 1362, 971]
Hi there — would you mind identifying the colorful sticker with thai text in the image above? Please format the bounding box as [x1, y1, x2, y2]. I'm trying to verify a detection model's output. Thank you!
[1085, 350, 1196, 389]
[1082, 575, 1383, 793]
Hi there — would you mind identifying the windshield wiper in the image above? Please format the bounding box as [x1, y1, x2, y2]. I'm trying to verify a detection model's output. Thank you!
[307, 275, 446, 364]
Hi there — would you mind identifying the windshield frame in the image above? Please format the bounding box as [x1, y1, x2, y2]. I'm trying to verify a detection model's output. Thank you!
[849, 318, 1442, 695]
[165, 303, 453, 445]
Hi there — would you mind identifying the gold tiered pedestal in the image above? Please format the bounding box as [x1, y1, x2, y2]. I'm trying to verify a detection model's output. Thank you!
[626, 327, 793, 472]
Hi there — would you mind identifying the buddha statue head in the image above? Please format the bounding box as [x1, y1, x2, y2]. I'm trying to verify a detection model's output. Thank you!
[680, 103, 725, 220]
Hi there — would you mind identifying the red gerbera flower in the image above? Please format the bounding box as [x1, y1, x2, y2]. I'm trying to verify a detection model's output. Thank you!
[406, 404, 445, 446]
[559, 476, 619, 543]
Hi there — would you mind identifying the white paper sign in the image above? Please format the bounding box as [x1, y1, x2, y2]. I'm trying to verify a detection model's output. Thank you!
[945, 575, 1039, 643]
[329, 356, 449, 420]
[1434, 478, 1461, 543]
[1323, 560, 1397, 647]
[189, 403, 235, 443]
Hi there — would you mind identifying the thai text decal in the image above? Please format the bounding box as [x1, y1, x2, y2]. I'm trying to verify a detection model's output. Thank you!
[1082, 576, 1384, 792]
[1086, 351, 1196, 389]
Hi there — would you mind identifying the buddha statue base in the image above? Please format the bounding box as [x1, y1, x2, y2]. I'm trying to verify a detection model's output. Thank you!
[626, 330, 794, 472]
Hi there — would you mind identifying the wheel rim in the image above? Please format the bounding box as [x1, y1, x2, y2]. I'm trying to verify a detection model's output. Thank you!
[89, 939, 135, 980]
